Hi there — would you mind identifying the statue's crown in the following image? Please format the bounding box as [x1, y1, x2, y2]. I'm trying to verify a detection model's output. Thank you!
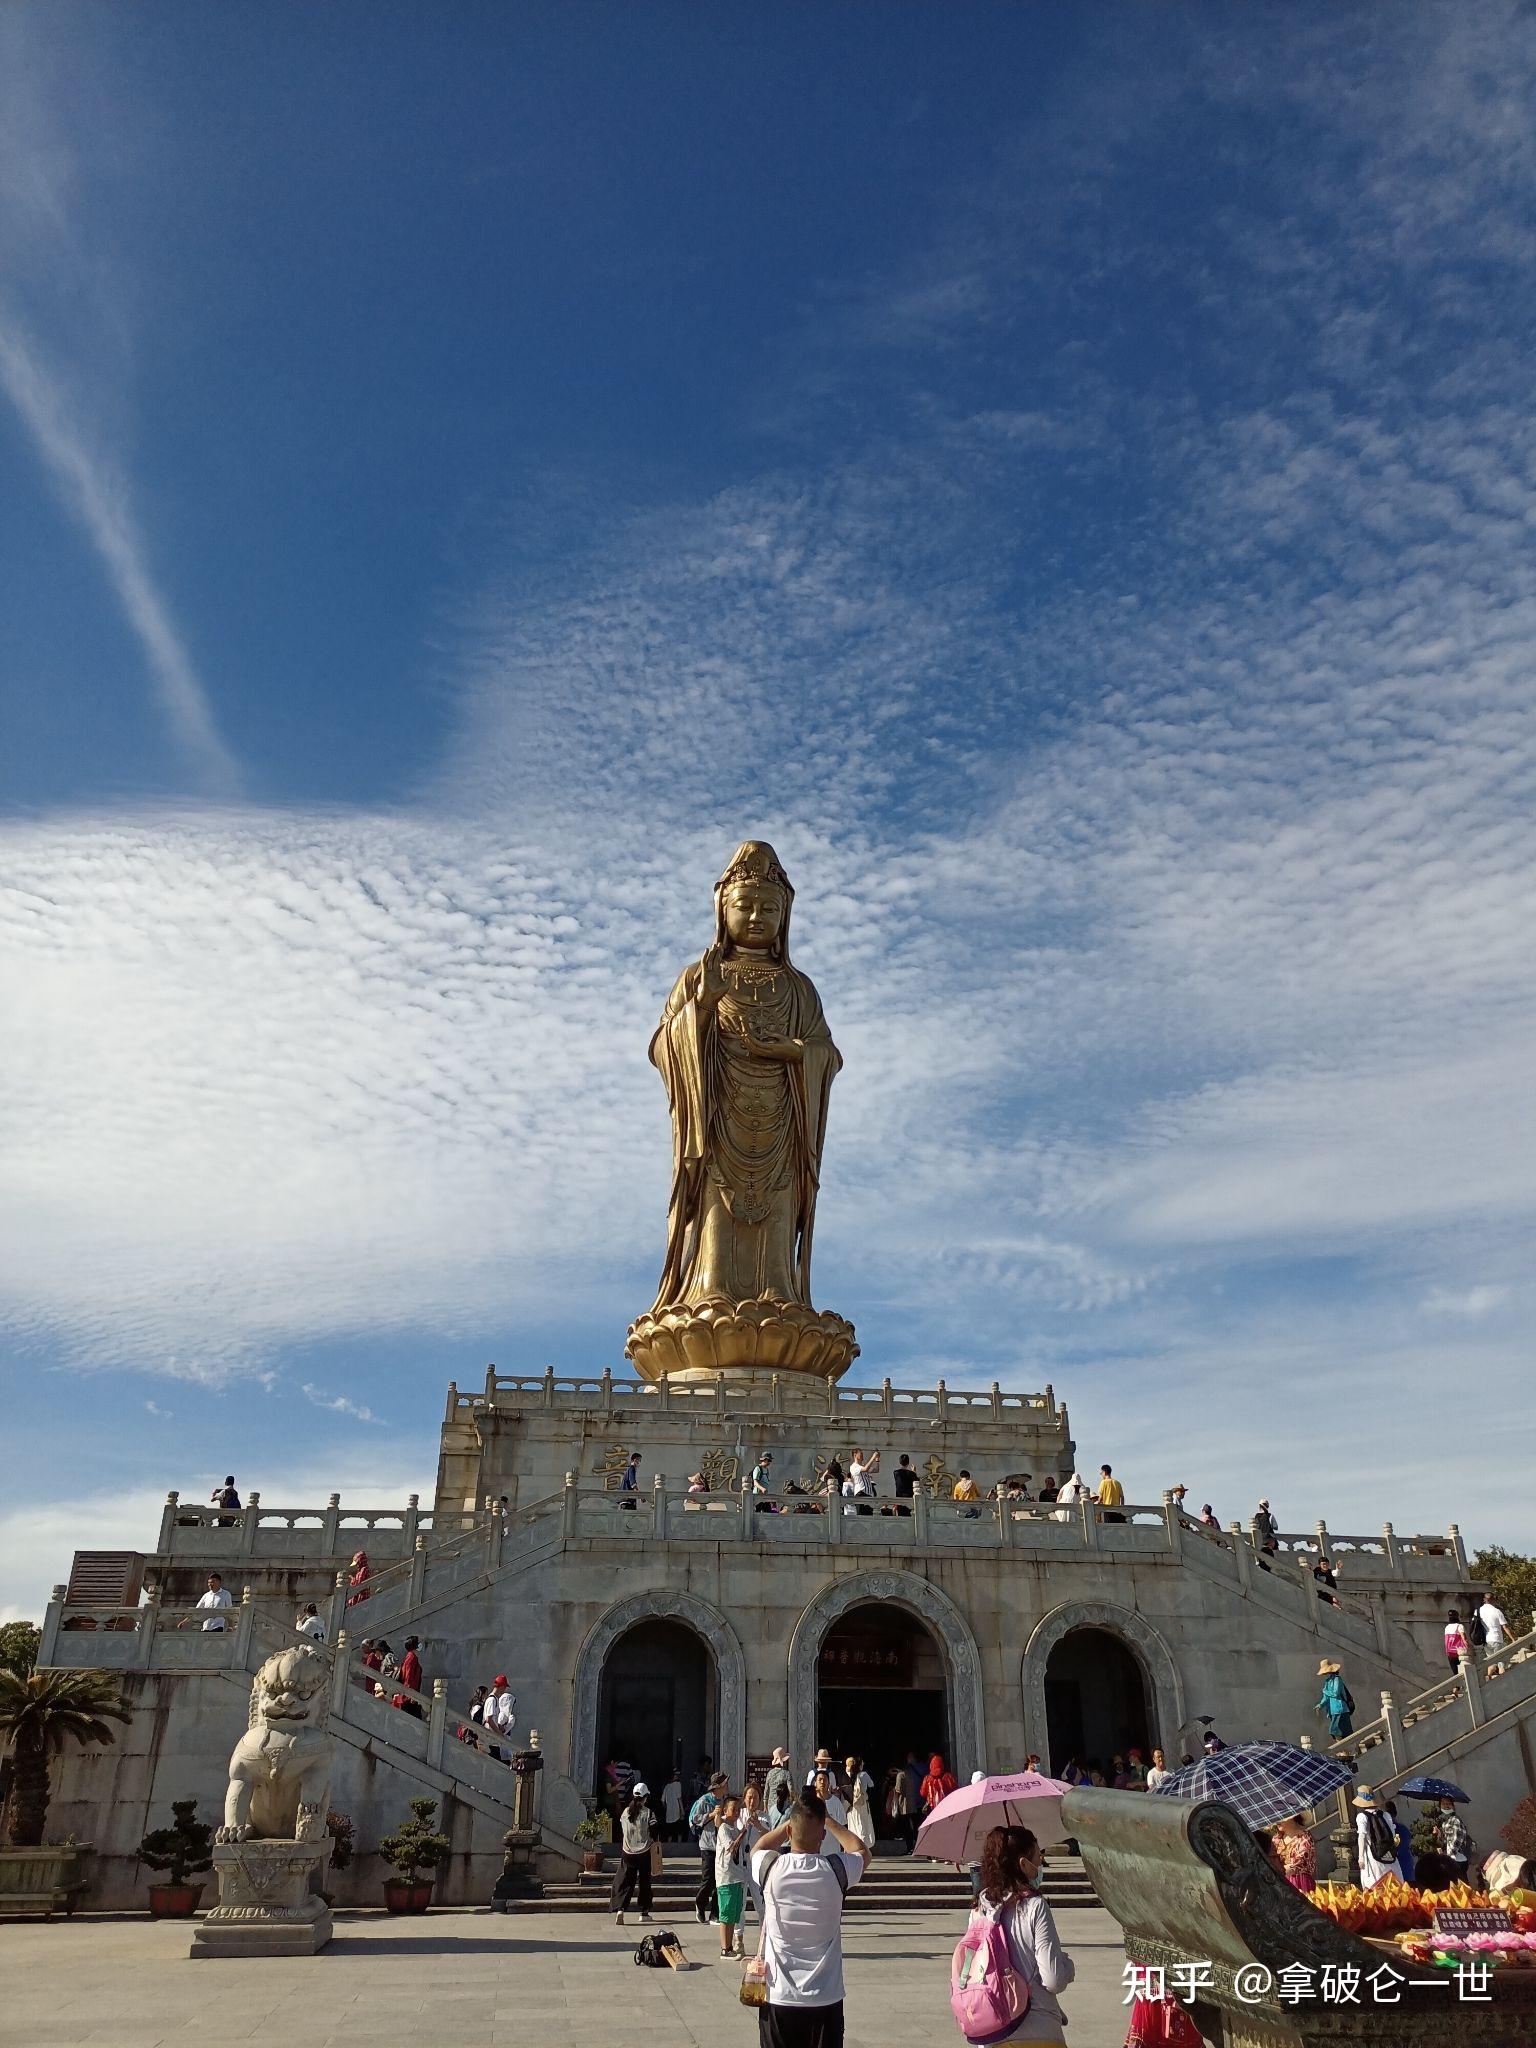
[718, 840, 791, 894]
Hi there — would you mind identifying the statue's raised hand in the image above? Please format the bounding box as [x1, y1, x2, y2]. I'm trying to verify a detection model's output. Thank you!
[697, 945, 731, 1011]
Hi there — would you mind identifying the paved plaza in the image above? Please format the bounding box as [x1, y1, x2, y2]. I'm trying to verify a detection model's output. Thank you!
[1, 1903, 1133, 2048]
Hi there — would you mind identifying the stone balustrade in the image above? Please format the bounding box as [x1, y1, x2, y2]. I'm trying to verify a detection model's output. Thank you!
[156, 1489, 482, 1559]
[445, 1364, 1064, 1424]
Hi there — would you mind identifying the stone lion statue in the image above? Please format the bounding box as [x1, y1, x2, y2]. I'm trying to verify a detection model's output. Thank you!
[216, 1643, 333, 1843]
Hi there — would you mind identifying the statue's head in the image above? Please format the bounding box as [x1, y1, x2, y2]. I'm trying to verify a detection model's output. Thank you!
[250, 1644, 328, 1728]
[714, 841, 793, 959]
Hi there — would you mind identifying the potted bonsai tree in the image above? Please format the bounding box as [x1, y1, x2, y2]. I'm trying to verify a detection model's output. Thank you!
[139, 1799, 213, 1917]
[378, 1795, 450, 1912]
[0, 1666, 129, 1915]
[573, 1810, 609, 1874]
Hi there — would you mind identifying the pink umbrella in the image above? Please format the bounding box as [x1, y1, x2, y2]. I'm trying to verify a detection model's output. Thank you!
[913, 1771, 1071, 1864]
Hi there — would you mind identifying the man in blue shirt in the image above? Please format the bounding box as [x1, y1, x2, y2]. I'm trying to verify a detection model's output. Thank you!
[618, 1451, 642, 1508]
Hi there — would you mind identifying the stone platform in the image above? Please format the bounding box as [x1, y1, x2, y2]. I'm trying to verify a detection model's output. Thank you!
[189, 1839, 332, 1959]
[0, 1900, 1133, 2047]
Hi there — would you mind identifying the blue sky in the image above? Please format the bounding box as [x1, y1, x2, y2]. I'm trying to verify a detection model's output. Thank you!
[3, 4, 1534, 1619]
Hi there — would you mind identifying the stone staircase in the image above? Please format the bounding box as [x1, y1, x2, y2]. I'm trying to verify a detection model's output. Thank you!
[1328, 1616, 1536, 1780]
[522, 1847, 1099, 1916]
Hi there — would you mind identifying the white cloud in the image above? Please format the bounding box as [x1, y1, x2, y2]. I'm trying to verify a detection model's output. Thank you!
[1423, 1285, 1511, 1320]
[302, 1384, 386, 1426]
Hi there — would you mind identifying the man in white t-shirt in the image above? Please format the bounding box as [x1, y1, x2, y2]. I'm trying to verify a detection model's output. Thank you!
[751, 1791, 869, 2048]
[1143, 1746, 1172, 1792]
[1478, 1594, 1511, 1674]
[179, 1572, 232, 1630]
[1478, 1596, 1509, 1649]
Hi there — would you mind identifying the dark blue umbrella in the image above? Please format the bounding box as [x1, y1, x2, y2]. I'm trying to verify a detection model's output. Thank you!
[1397, 1775, 1469, 1803]
[1153, 1741, 1355, 1828]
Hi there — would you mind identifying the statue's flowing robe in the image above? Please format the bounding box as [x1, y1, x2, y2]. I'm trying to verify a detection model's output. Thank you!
[649, 954, 840, 1312]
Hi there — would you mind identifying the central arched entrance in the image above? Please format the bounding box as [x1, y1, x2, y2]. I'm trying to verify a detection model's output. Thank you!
[595, 1618, 714, 1803]
[815, 1602, 950, 1790]
[1042, 1626, 1153, 1776]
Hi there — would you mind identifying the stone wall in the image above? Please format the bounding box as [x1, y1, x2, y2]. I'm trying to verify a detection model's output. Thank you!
[45, 1666, 512, 1912]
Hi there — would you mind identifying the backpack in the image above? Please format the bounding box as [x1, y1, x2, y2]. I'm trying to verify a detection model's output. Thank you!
[951, 1901, 1031, 2041]
[633, 1929, 678, 1967]
[1468, 1610, 1488, 1647]
[1341, 1685, 1355, 1715]
[1364, 1811, 1396, 1863]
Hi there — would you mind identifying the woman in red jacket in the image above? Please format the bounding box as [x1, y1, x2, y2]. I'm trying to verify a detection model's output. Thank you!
[920, 1752, 956, 1810]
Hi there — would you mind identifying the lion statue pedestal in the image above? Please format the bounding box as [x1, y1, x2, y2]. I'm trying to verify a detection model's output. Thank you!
[190, 1643, 335, 1959]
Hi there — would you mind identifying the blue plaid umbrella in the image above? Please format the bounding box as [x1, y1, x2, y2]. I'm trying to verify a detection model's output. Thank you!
[1153, 1742, 1354, 1827]
[1397, 1775, 1468, 1803]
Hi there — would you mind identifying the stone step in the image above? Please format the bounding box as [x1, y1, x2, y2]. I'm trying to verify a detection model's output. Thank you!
[524, 1858, 1098, 1916]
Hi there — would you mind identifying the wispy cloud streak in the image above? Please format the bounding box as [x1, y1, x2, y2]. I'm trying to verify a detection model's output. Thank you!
[0, 317, 240, 796]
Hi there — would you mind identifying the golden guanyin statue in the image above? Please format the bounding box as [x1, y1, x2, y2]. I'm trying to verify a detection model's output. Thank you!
[626, 842, 858, 1382]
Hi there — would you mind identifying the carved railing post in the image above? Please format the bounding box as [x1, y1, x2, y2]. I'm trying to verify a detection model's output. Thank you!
[409, 1534, 427, 1606]
[740, 1477, 755, 1544]
[511, 1734, 545, 1830]
[328, 1570, 347, 1644]
[322, 1493, 342, 1553]
[1314, 1520, 1330, 1563]
[542, 1365, 556, 1409]
[601, 1365, 613, 1416]
[826, 1484, 842, 1548]
[39, 1585, 67, 1668]
[936, 1377, 949, 1418]
[990, 1380, 1003, 1419]
[1449, 1522, 1467, 1573]
[1381, 1522, 1398, 1573]
[1459, 1649, 1484, 1729]
[1079, 1494, 1099, 1551]
[158, 1491, 180, 1551]
[241, 1491, 262, 1557]
[402, 1492, 421, 1547]
[234, 1584, 256, 1668]
[913, 1480, 930, 1548]
[1161, 1490, 1181, 1550]
[1227, 1522, 1251, 1588]
[1379, 1690, 1404, 1772]
[427, 1677, 449, 1769]
[882, 1376, 893, 1414]
[330, 1628, 352, 1716]
[136, 1584, 164, 1669]
[653, 1473, 668, 1542]
[996, 1487, 1013, 1547]
[562, 1471, 579, 1540]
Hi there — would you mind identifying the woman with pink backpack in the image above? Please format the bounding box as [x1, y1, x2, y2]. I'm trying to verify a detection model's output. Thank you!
[951, 1826, 1075, 2044]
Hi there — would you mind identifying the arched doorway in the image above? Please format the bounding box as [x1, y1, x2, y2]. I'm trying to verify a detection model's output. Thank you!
[595, 1619, 714, 1803]
[816, 1603, 949, 1800]
[1042, 1627, 1153, 1775]
[788, 1571, 986, 1782]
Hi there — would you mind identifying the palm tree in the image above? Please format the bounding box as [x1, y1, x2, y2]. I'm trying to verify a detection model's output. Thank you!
[0, 1668, 130, 1847]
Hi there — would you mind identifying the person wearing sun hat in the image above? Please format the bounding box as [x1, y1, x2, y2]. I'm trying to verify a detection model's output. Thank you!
[1316, 1658, 1355, 1739]
[764, 1745, 794, 1821]
[612, 1779, 655, 1926]
[1353, 1788, 1398, 1888]
[484, 1671, 516, 1760]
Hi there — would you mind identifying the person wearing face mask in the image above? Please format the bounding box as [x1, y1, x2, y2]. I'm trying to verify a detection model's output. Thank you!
[970, 1825, 1075, 2043]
